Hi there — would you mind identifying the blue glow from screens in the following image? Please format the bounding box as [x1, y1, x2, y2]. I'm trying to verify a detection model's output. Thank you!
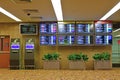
[96, 35, 112, 45]
[58, 35, 75, 45]
[11, 44, 20, 49]
[66, 24, 75, 33]
[26, 44, 34, 49]
[40, 23, 57, 33]
[58, 24, 75, 33]
[95, 23, 112, 33]
[77, 24, 91, 33]
[40, 36, 56, 45]
[77, 36, 91, 45]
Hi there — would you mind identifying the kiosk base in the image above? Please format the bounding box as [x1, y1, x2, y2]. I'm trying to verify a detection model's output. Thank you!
[24, 59, 35, 69]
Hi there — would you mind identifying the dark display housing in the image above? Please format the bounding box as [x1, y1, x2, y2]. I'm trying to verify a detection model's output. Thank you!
[58, 35, 75, 45]
[95, 35, 112, 45]
[40, 35, 56, 45]
[95, 21, 112, 33]
[39, 22, 57, 34]
[58, 22, 75, 34]
[20, 23, 38, 35]
[76, 23, 93, 34]
[76, 35, 93, 45]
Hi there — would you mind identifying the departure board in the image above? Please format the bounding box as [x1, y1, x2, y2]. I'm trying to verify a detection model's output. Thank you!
[20, 23, 38, 35]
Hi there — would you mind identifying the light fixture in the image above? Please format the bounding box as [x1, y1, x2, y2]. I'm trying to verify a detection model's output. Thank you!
[113, 28, 120, 32]
[0, 7, 22, 22]
[100, 2, 120, 20]
[115, 35, 120, 37]
[51, 0, 63, 21]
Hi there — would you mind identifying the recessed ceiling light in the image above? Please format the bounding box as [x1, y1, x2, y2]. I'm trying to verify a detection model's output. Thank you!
[51, 0, 63, 21]
[100, 2, 120, 20]
[0, 7, 22, 22]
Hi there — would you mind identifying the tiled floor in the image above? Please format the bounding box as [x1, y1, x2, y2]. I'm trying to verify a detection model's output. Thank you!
[0, 69, 120, 80]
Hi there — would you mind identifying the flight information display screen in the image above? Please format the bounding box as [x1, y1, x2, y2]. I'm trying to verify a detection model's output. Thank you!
[77, 35, 93, 45]
[40, 36, 56, 45]
[20, 24, 37, 35]
[58, 35, 75, 45]
[40, 23, 57, 34]
[76, 24, 93, 33]
[95, 35, 112, 45]
[58, 23, 75, 34]
[95, 21, 112, 33]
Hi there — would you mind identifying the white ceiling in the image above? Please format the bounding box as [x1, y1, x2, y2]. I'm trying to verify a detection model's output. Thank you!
[0, 0, 120, 22]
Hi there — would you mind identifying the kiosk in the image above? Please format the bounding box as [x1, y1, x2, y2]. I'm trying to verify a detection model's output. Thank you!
[24, 38, 35, 69]
[10, 38, 20, 69]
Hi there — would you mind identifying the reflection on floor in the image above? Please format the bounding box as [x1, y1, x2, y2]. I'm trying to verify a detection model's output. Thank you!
[0, 69, 120, 80]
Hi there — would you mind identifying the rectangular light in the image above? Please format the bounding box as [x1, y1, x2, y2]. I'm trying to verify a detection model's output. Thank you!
[115, 35, 120, 37]
[0, 7, 22, 22]
[51, 0, 63, 21]
[113, 28, 120, 32]
[100, 2, 120, 20]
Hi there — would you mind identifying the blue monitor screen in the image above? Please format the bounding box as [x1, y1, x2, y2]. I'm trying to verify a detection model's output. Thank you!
[95, 35, 112, 45]
[77, 24, 93, 33]
[58, 35, 75, 45]
[25, 44, 34, 49]
[77, 35, 93, 45]
[40, 23, 57, 34]
[95, 23, 112, 33]
[11, 44, 20, 49]
[58, 23, 75, 34]
[40, 36, 56, 45]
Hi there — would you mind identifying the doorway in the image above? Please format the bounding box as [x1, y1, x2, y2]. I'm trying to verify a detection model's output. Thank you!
[0, 35, 10, 68]
[112, 23, 120, 67]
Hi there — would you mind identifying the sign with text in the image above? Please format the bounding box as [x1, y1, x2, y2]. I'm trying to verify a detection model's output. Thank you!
[118, 40, 120, 45]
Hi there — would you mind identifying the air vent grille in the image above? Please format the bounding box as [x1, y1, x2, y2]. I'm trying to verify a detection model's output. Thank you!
[23, 9, 39, 13]
[11, 0, 32, 4]
[30, 16, 43, 19]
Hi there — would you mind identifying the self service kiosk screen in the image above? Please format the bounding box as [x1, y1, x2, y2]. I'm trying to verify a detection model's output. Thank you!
[11, 44, 20, 49]
[25, 44, 34, 49]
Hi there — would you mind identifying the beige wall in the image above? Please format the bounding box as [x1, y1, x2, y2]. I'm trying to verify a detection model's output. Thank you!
[0, 23, 112, 69]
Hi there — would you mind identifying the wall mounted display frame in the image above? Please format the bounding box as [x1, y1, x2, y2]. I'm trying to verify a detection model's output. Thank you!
[94, 20, 112, 34]
[76, 35, 94, 46]
[39, 21, 112, 46]
[58, 22, 75, 34]
[20, 23, 38, 35]
[40, 35, 56, 46]
[76, 21, 94, 34]
[95, 34, 112, 45]
[39, 22, 57, 34]
[58, 35, 75, 46]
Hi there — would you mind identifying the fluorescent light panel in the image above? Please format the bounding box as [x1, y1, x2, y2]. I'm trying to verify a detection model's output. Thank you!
[100, 2, 120, 20]
[115, 35, 120, 37]
[51, 0, 63, 21]
[0, 7, 22, 22]
[113, 28, 120, 32]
